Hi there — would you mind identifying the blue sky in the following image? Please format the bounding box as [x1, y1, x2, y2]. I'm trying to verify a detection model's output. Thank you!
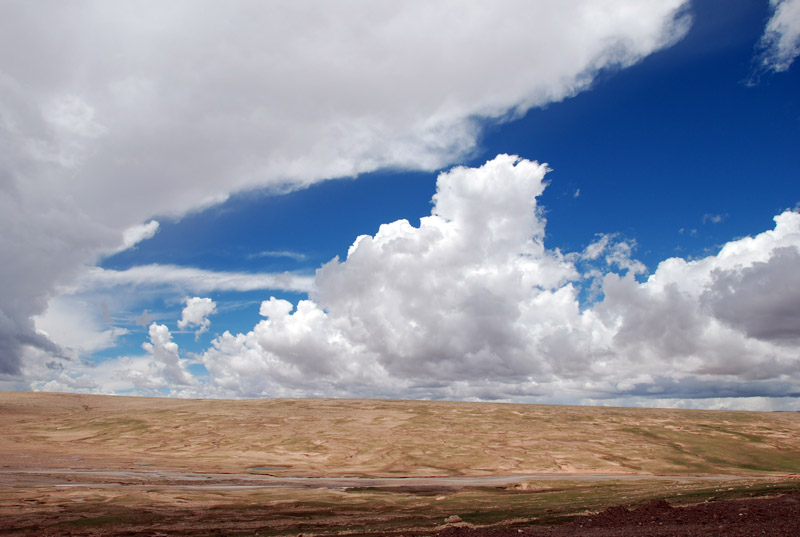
[2, 0, 799, 408]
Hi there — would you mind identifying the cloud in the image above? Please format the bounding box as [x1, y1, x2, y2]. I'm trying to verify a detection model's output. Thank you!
[201, 156, 800, 406]
[136, 310, 153, 327]
[0, 1, 690, 376]
[702, 213, 726, 224]
[5, 331, 198, 397]
[757, 0, 800, 72]
[78, 265, 314, 294]
[202, 156, 573, 398]
[33, 295, 129, 359]
[118, 220, 160, 252]
[575, 234, 646, 275]
[247, 250, 308, 262]
[177, 297, 217, 338]
[703, 246, 800, 343]
[141, 323, 196, 387]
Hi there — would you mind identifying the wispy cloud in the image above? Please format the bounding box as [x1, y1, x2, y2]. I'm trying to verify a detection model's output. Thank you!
[702, 213, 727, 224]
[757, 0, 800, 73]
[247, 250, 308, 262]
[78, 265, 314, 294]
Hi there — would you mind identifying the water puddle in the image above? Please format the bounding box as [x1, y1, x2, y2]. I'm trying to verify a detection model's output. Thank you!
[247, 466, 289, 472]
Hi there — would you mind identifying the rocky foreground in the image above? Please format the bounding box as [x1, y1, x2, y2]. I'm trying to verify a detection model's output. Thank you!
[438, 492, 800, 537]
[3, 492, 799, 536]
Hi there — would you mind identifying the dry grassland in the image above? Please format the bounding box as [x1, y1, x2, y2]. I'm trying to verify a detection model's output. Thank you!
[1, 392, 799, 535]
[3, 392, 800, 476]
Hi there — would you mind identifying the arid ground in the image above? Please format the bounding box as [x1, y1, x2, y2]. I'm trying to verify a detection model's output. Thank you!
[1, 392, 799, 535]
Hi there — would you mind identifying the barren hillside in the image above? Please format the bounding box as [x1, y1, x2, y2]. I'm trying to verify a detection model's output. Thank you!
[2, 392, 799, 477]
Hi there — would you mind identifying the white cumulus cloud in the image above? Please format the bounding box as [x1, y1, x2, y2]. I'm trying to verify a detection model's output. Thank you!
[177, 297, 217, 338]
[201, 156, 800, 407]
[141, 323, 196, 387]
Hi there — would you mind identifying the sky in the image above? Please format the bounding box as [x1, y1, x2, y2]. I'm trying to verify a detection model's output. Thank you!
[1, 0, 799, 410]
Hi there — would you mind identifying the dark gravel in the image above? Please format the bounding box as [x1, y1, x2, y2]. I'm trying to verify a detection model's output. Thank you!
[437, 492, 800, 537]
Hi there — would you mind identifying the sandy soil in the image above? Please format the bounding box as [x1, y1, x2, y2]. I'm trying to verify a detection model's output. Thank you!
[4, 391, 800, 478]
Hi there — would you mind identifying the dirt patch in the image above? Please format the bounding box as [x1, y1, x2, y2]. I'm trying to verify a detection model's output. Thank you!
[3, 488, 799, 536]
[437, 492, 800, 536]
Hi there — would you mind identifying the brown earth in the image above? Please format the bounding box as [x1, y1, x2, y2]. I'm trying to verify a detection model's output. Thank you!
[2, 485, 799, 536]
[2, 392, 799, 536]
[4, 391, 800, 478]
[438, 492, 800, 536]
